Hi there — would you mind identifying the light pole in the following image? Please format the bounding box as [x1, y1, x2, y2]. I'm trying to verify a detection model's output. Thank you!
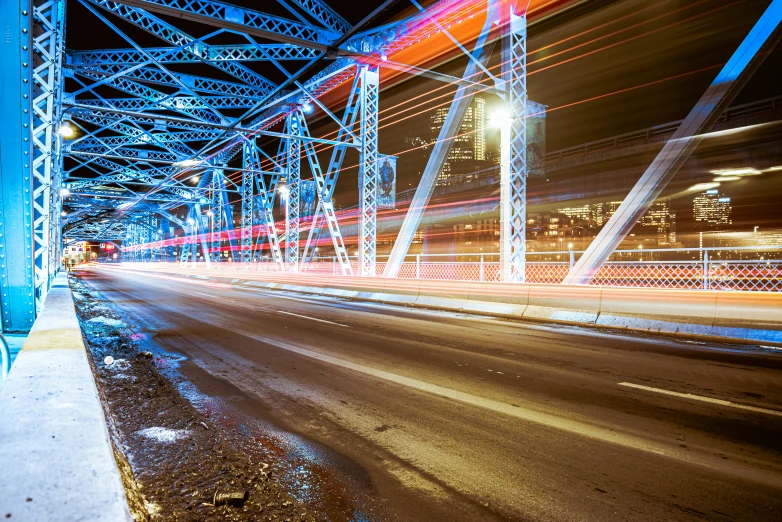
[206, 210, 214, 265]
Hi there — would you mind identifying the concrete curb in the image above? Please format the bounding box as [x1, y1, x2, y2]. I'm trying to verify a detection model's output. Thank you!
[117, 264, 782, 347]
[0, 273, 132, 522]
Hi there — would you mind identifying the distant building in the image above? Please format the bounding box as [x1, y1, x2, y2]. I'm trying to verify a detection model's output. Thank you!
[556, 205, 591, 223]
[430, 96, 486, 186]
[639, 200, 675, 246]
[429, 97, 547, 187]
[556, 198, 675, 246]
[453, 219, 500, 253]
[693, 189, 732, 229]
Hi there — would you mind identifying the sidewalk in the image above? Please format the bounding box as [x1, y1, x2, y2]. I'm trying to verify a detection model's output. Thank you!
[0, 273, 131, 521]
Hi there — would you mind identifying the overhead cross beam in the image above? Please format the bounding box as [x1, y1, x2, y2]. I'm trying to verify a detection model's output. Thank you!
[97, 0, 341, 49]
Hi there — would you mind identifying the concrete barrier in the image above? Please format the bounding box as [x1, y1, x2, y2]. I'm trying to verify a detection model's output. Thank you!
[465, 281, 529, 318]
[414, 279, 471, 311]
[0, 273, 132, 522]
[712, 291, 782, 344]
[597, 286, 718, 338]
[112, 264, 782, 347]
[524, 284, 602, 325]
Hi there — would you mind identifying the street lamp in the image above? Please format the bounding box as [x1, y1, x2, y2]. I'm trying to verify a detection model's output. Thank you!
[58, 122, 74, 138]
[489, 106, 513, 281]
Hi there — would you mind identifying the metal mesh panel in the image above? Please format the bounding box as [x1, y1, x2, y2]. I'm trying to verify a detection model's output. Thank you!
[709, 261, 782, 292]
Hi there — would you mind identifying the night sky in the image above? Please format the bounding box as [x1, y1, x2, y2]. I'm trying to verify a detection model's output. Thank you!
[64, 0, 782, 234]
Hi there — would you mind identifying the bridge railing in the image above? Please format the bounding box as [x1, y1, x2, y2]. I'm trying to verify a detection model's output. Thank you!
[296, 246, 782, 292]
[138, 246, 782, 292]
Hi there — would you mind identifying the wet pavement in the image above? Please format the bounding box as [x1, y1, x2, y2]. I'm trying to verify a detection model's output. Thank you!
[75, 266, 782, 521]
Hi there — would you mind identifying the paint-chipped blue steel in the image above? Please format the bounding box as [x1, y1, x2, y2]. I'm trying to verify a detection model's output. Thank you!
[0, 0, 36, 333]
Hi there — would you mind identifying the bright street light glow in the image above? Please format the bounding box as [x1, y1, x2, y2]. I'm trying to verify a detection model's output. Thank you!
[58, 122, 74, 138]
[302, 103, 313, 113]
[488, 109, 511, 129]
[206, 210, 214, 217]
[710, 168, 761, 177]
[173, 159, 202, 168]
[59, 188, 70, 197]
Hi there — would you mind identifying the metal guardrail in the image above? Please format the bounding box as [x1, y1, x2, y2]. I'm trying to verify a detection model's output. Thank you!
[161, 246, 782, 292]
[296, 246, 782, 292]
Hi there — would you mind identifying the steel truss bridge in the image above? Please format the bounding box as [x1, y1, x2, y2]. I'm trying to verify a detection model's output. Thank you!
[1, 0, 781, 333]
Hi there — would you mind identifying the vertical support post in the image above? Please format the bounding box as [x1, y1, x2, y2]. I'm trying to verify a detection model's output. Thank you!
[210, 170, 222, 265]
[241, 140, 254, 269]
[416, 254, 421, 279]
[480, 255, 485, 282]
[359, 65, 379, 277]
[500, 2, 528, 283]
[285, 112, 301, 273]
[31, 0, 66, 312]
[0, 0, 35, 332]
[703, 250, 710, 290]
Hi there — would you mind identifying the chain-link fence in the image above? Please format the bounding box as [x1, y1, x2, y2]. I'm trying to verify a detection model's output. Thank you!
[171, 247, 782, 292]
[295, 247, 782, 292]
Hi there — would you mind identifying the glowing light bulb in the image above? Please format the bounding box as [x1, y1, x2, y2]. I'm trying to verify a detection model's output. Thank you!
[58, 122, 74, 138]
[488, 109, 511, 129]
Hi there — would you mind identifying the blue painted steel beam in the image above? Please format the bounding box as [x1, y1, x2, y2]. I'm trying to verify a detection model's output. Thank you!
[69, 64, 267, 98]
[96, 0, 340, 49]
[82, 0, 277, 92]
[0, 0, 35, 332]
[69, 44, 319, 64]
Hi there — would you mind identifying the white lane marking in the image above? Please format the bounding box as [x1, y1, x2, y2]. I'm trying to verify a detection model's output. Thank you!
[194, 292, 214, 298]
[276, 310, 349, 328]
[241, 332, 671, 457]
[619, 382, 782, 417]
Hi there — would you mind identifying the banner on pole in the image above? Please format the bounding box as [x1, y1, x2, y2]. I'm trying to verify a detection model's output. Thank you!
[378, 155, 397, 210]
[527, 100, 546, 178]
[300, 180, 317, 217]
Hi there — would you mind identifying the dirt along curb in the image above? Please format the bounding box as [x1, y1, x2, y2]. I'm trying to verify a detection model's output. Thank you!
[68, 275, 325, 521]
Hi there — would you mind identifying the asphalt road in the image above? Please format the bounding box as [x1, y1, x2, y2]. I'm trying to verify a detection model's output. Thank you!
[80, 266, 782, 521]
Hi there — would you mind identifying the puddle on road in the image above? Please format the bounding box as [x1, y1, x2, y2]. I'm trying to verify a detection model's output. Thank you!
[73, 275, 383, 521]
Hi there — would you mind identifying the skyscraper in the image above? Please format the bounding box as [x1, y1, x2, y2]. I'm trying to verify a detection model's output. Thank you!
[430, 96, 486, 185]
[693, 190, 732, 228]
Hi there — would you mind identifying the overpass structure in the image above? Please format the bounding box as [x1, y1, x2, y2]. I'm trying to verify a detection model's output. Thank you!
[1, 0, 781, 334]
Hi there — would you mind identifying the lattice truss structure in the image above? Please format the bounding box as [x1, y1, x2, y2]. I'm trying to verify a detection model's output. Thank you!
[1, 0, 536, 332]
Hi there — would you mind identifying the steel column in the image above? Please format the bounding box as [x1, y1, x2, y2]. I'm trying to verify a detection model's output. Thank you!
[500, 3, 528, 283]
[241, 141, 254, 268]
[358, 65, 379, 277]
[285, 112, 301, 272]
[210, 170, 223, 264]
[0, 0, 36, 331]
